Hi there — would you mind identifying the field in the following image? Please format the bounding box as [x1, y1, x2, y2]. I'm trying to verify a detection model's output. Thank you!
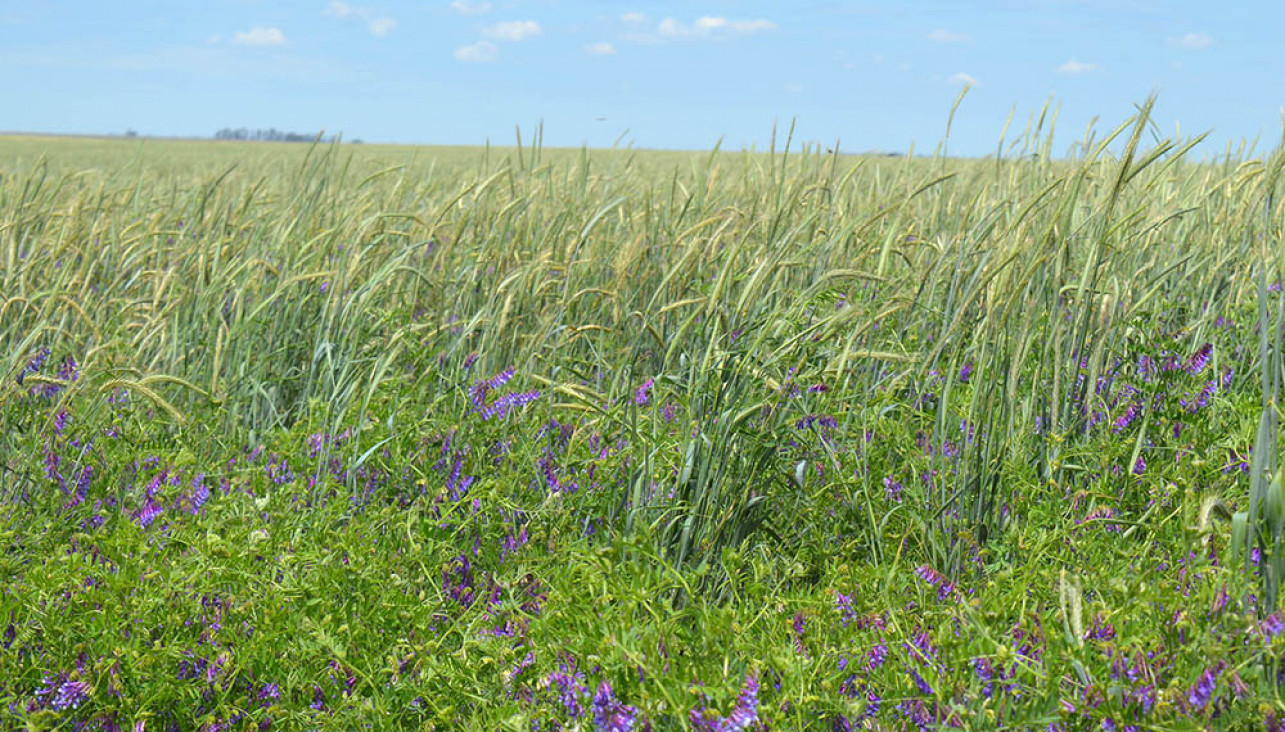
[3, 106, 1285, 730]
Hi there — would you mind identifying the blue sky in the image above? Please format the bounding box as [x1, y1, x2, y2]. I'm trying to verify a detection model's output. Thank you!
[2, 1, 1281, 157]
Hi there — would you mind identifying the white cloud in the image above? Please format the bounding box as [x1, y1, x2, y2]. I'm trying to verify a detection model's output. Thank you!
[482, 20, 541, 42]
[450, 0, 492, 14]
[928, 29, 968, 42]
[585, 41, 616, 56]
[656, 15, 776, 38]
[326, 1, 354, 18]
[367, 17, 395, 35]
[949, 72, 978, 86]
[327, 3, 396, 37]
[233, 27, 288, 47]
[1171, 32, 1212, 49]
[694, 16, 728, 33]
[657, 18, 684, 37]
[1056, 59, 1101, 74]
[455, 39, 498, 62]
[621, 12, 647, 24]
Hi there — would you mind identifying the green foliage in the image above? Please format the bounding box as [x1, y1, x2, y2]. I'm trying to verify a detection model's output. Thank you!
[2, 110, 1285, 728]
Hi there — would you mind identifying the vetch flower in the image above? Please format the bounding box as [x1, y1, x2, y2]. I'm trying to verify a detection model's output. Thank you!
[35, 673, 91, 711]
[67, 465, 93, 508]
[914, 565, 955, 600]
[190, 474, 210, 514]
[16, 346, 50, 385]
[1113, 402, 1140, 433]
[591, 681, 638, 732]
[137, 498, 163, 529]
[50, 678, 91, 710]
[1187, 663, 1220, 710]
[481, 390, 540, 421]
[722, 674, 759, 731]
[884, 476, 904, 502]
[1185, 343, 1212, 375]
[689, 674, 759, 731]
[835, 592, 856, 626]
[547, 669, 588, 719]
[258, 682, 281, 706]
[973, 657, 995, 698]
[470, 367, 515, 409]
[661, 401, 678, 423]
[634, 378, 654, 405]
[796, 414, 839, 430]
[792, 612, 807, 655]
[1260, 612, 1285, 639]
[908, 668, 933, 695]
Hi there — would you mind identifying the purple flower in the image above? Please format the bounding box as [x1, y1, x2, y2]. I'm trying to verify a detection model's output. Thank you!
[36, 674, 91, 711]
[1113, 402, 1140, 433]
[258, 682, 281, 706]
[1185, 344, 1213, 375]
[796, 414, 839, 430]
[834, 592, 857, 626]
[592, 681, 638, 732]
[914, 565, 955, 600]
[67, 465, 93, 508]
[883, 477, 903, 502]
[793, 612, 807, 655]
[137, 498, 163, 528]
[548, 669, 587, 719]
[32, 355, 80, 398]
[481, 390, 540, 421]
[190, 476, 210, 514]
[690, 675, 759, 732]
[1187, 664, 1220, 710]
[1084, 615, 1116, 641]
[904, 630, 936, 667]
[634, 378, 655, 405]
[661, 402, 678, 423]
[1261, 613, 1285, 639]
[1132, 456, 1146, 475]
[722, 674, 759, 731]
[867, 641, 889, 671]
[974, 657, 995, 698]
[959, 361, 973, 383]
[16, 346, 50, 385]
[908, 668, 933, 695]
[470, 367, 515, 408]
[1078, 506, 1120, 532]
[265, 456, 295, 484]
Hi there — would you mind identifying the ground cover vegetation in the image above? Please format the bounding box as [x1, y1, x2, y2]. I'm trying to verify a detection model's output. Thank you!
[3, 101, 1285, 730]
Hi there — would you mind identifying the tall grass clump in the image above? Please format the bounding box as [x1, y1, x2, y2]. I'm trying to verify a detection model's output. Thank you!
[2, 103, 1285, 729]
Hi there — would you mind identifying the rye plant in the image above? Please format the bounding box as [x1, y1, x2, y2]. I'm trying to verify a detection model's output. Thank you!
[3, 105, 1285, 728]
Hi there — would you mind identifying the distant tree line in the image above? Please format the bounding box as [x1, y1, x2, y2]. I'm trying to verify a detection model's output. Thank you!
[213, 128, 343, 143]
